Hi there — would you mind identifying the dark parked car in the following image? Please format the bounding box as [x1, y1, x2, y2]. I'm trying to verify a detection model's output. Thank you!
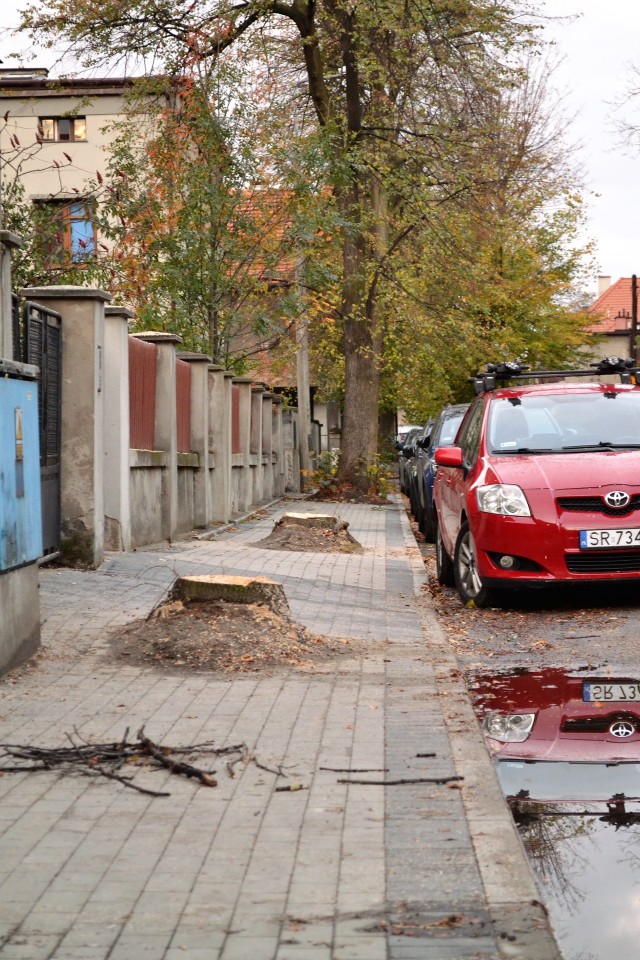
[398, 426, 422, 495]
[414, 405, 468, 541]
[395, 423, 421, 448]
[434, 358, 640, 607]
[406, 420, 433, 522]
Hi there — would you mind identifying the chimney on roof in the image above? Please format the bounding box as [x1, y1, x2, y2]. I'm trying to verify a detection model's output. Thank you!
[598, 275, 612, 296]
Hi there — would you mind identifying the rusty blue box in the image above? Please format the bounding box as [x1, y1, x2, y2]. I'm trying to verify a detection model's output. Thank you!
[0, 366, 42, 572]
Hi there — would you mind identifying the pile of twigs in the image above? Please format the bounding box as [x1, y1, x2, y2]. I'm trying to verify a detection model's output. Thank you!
[0, 726, 276, 798]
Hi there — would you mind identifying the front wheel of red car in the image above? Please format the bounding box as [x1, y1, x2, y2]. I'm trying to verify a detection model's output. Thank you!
[454, 521, 497, 608]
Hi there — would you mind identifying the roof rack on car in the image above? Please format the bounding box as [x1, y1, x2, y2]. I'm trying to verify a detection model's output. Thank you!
[469, 357, 639, 394]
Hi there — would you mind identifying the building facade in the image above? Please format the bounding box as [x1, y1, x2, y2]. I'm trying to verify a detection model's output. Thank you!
[0, 68, 150, 263]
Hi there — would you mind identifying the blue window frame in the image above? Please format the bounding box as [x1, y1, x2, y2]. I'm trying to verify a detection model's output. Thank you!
[68, 202, 95, 261]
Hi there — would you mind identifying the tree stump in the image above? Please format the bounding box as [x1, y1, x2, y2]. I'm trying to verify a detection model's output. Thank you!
[172, 574, 291, 618]
[276, 512, 349, 534]
[254, 512, 362, 552]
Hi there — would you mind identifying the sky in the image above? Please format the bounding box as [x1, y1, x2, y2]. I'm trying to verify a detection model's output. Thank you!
[1, 1, 640, 294]
[543, 1, 640, 290]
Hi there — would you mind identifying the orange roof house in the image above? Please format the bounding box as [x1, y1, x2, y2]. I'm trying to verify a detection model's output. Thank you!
[585, 276, 638, 359]
[587, 276, 636, 336]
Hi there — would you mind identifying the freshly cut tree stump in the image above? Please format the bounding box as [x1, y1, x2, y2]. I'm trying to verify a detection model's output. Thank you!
[173, 574, 290, 617]
[255, 513, 362, 553]
[277, 512, 346, 531]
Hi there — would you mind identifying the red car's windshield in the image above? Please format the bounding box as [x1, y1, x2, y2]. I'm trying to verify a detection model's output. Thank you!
[487, 391, 640, 455]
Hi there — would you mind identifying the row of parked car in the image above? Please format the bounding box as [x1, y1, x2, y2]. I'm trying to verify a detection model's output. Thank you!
[398, 404, 469, 542]
[399, 357, 640, 608]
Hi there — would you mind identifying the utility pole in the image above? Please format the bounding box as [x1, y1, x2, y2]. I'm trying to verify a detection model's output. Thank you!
[296, 308, 312, 477]
[295, 259, 312, 482]
[631, 274, 638, 364]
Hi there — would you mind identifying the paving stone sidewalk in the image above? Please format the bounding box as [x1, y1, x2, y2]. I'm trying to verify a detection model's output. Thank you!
[0, 499, 560, 960]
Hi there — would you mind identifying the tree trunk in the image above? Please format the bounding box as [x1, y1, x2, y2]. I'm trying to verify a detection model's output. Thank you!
[339, 313, 380, 488]
[336, 173, 387, 490]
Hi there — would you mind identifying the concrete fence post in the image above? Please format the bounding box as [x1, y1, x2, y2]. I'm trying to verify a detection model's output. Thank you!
[0, 232, 22, 360]
[21, 285, 111, 567]
[261, 392, 274, 501]
[178, 352, 212, 529]
[232, 377, 253, 513]
[272, 396, 285, 497]
[208, 365, 232, 522]
[132, 331, 182, 541]
[251, 385, 264, 505]
[104, 305, 133, 551]
[282, 406, 301, 493]
[222, 371, 234, 517]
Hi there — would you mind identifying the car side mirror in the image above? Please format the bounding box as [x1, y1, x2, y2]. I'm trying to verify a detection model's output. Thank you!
[402, 444, 414, 458]
[434, 446, 463, 468]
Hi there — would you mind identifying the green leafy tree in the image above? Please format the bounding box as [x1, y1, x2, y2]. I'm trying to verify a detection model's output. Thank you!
[17, 0, 554, 489]
[92, 70, 308, 369]
[16, 2, 596, 487]
[372, 58, 597, 422]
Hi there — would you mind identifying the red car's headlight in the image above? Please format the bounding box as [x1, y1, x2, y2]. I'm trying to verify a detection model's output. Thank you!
[476, 484, 531, 517]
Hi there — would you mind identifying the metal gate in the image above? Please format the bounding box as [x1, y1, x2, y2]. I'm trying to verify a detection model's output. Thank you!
[22, 300, 63, 558]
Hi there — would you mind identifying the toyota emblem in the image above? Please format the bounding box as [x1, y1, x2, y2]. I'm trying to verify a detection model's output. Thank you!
[610, 721, 635, 738]
[605, 491, 631, 509]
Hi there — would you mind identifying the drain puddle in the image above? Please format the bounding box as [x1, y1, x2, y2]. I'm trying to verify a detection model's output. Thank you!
[469, 666, 640, 960]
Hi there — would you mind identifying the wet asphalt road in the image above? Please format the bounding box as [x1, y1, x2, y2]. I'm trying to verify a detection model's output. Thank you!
[420, 541, 640, 675]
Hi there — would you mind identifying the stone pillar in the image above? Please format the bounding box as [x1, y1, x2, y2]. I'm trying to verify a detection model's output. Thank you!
[0, 232, 22, 360]
[282, 407, 301, 493]
[272, 396, 285, 497]
[251, 385, 264, 505]
[178, 352, 212, 529]
[232, 377, 253, 513]
[104, 305, 134, 551]
[21, 285, 111, 567]
[261, 392, 274, 500]
[222, 371, 234, 517]
[132, 331, 182, 541]
[208, 365, 232, 522]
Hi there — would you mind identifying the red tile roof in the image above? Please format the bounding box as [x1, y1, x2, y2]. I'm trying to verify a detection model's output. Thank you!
[587, 277, 637, 334]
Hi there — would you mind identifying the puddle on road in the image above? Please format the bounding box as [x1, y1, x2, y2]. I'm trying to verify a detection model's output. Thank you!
[469, 667, 640, 960]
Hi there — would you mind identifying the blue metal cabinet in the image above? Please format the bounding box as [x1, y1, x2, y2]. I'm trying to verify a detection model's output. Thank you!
[0, 364, 42, 572]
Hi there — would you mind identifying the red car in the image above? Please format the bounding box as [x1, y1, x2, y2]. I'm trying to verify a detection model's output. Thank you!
[433, 358, 640, 606]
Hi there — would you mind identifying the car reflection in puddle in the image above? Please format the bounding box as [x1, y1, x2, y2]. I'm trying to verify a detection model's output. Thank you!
[470, 667, 640, 960]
